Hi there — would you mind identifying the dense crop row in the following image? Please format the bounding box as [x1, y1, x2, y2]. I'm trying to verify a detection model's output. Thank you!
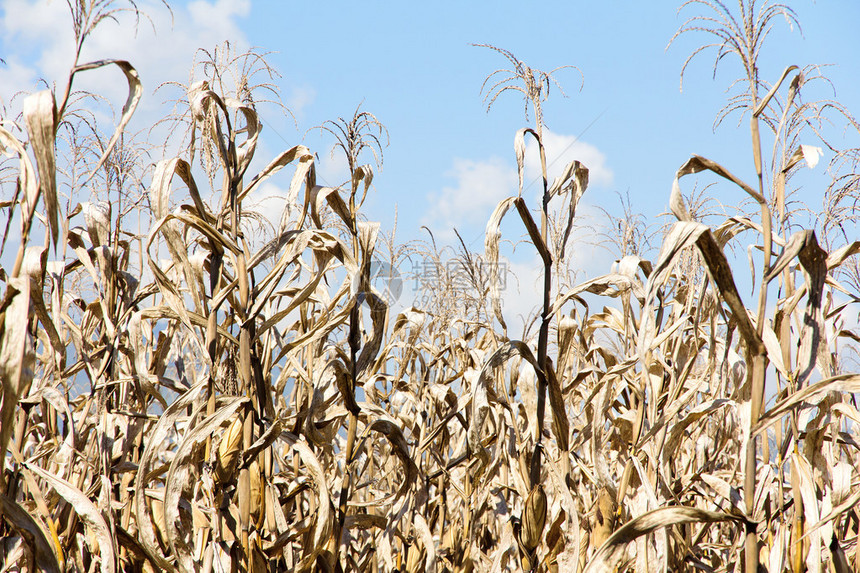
[1, 1, 859, 571]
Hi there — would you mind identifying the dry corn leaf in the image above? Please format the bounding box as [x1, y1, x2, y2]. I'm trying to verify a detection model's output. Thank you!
[664, 398, 733, 457]
[760, 320, 789, 379]
[228, 98, 260, 181]
[351, 163, 374, 208]
[244, 146, 315, 233]
[22, 90, 58, 247]
[695, 231, 763, 353]
[189, 84, 234, 176]
[412, 513, 436, 573]
[269, 287, 355, 365]
[546, 361, 569, 452]
[135, 379, 209, 573]
[798, 488, 860, 547]
[484, 197, 516, 332]
[251, 230, 356, 328]
[279, 431, 332, 571]
[753, 374, 860, 437]
[639, 220, 708, 348]
[82, 201, 111, 248]
[553, 274, 645, 313]
[0, 277, 33, 471]
[0, 126, 38, 237]
[0, 492, 62, 573]
[310, 185, 353, 232]
[796, 232, 830, 384]
[330, 359, 360, 415]
[367, 418, 419, 500]
[670, 155, 765, 223]
[239, 417, 284, 472]
[72, 60, 142, 185]
[583, 506, 743, 573]
[489, 520, 517, 571]
[553, 159, 589, 254]
[791, 453, 823, 573]
[825, 241, 860, 270]
[165, 397, 247, 572]
[514, 127, 539, 196]
[469, 341, 541, 467]
[26, 462, 116, 573]
[146, 159, 210, 313]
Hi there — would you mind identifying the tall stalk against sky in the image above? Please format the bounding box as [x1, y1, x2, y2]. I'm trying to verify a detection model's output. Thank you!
[670, 2, 851, 571]
[476, 43, 588, 571]
[671, 2, 789, 570]
[316, 105, 389, 571]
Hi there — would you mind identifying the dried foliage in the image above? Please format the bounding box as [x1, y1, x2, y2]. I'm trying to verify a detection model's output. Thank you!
[1, 1, 859, 572]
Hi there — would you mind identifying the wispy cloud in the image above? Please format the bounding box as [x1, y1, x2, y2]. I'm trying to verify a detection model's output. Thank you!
[286, 85, 316, 120]
[0, 0, 313, 135]
[2, 0, 241, 104]
[522, 128, 613, 197]
[422, 156, 517, 241]
[423, 130, 612, 244]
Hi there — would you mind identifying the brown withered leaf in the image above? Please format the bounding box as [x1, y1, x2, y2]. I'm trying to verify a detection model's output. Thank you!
[72, 60, 142, 185]
[0, 492, 61, 573]
[584, 507, 743, 573]
[23, 91, 58, 247]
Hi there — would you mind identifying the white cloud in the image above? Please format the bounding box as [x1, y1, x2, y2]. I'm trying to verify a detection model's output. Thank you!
[423, 130, 612, 244]
[244, 180, 290, 226]
[1, 0, 248, 113]
[0, 0, 312, 147]
[499, 254, 544, 335]
[0, 58, 39, 110]
[316, 148, 351, 189]
[1, 0, 72, 99]
[287, 85, 316, 119]
[187, 0, 250, 36]
[422, 156, 517, 240]
[521, 128, 613, 201]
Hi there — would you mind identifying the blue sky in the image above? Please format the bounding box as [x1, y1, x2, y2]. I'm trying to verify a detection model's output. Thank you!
[2, 0, 859, 322]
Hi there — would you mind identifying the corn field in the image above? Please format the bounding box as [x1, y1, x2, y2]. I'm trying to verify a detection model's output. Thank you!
[2, 1, 860, 572]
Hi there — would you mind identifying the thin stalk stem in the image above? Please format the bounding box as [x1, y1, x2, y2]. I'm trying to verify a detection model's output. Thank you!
[336, 178, 363, 570]
[530, 128, 552, 488]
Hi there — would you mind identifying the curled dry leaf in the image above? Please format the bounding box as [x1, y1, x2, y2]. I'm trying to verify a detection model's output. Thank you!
[22, 91, 58, 247]
[25, 463, 116, 573]
[0, 277, 34, 474]
[82, 201, 111, 248]
[469, 341, 543, 468]
[367, 418, 419, 500]
[514, 128, 539, 196]
[0, 492, 62, 573]
[753, 374, 860, 438]
[164, 397, 247, 572]
[279, 431, 333, 570]
[584, 507, 743, 573]
[135, 379, 209, 573]
[412, 513, 436, 573]
[72, 60, 142, 185]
